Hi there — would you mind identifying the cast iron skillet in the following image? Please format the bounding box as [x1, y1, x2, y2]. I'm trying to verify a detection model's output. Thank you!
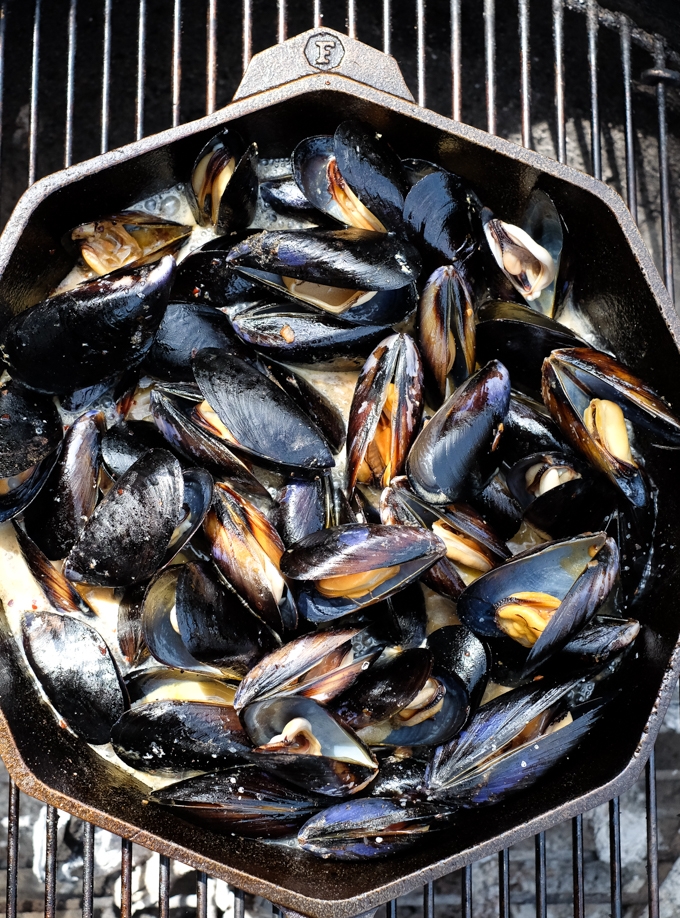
[0, 27, 678, 918]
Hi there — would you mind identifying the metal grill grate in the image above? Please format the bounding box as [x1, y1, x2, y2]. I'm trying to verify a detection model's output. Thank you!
[1, 1, 679, 917]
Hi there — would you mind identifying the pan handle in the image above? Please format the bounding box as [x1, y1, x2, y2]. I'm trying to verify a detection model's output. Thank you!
[233, 27, 415, 103]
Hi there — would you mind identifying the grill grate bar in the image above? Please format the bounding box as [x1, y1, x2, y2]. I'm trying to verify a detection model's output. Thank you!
[136, 0, 147, 141]
[450, 0, 461, 119]
[386, 897, 397, 918]
[653, 37, 674, 298]
[587, 0, 601, 179]
[197, 870, 208, 918]
[416, 0, 426, 106]
[498, 848, 510, 918]
[566, 0, 680, 66]
[277, 0, 286, 44]
[6, 779, 19, 918]
[82, 821, 94, 918]
[483, 0, 496, 133]
[206, 0, 218, 116]
[518, 0, 531, 147]
[552, 0, 566, 163]
[172, 0, 182, 128]
[313, 0, 321, 31]
[44, 806, 58, 918]
[348, 0, 356, 40]
[572, 814, 585, 918]
[461, 863, 472, 918]
[64, 0, 77, 167]
[535, 832, 547, 918]
[233, 886, 245, 918]
[620, 15, 637, 220]
[382, 0, 391, 55]
[28, 0, 41, 187]
[100, 0, 111, 154]
[423, 880, 434, 918]
[647, 749, 660, 918]
[243, 0, 252, 78]
[159, 855, 171, 918]
[120, 838, 133, 918]
[609, 797, 623, 918]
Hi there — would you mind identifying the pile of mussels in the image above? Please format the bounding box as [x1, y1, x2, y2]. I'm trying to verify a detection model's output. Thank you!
[2, 120, 678, 861]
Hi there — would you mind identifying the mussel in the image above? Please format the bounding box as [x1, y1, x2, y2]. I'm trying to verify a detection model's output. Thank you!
[189, 129, 258, 232]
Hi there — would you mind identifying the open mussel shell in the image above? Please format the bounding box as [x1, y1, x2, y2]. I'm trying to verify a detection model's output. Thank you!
[457, 532, 619, 670]
[418, 264, 476, 405]
[117, 581, 149, 666]
[205, 482, 298, 633]
[505, 451, 613, 539]
[496, 391, 571, 468]
[14, 524, 95, 617]
[70, 211, 192, 276]
[368, 754, 430, 801]
[425, 677, 583, 799]
[280, 523, 446, 623]
[261, 174, 334, 225]
[331, 647, 434, 731]
[521, 190, 564, 317]
[333, 120, 410, 232]
[64, 449, 184, 587]
[192, 350, 334, 475]
[428, 683, 601, 807]
[162, 467, 213, 565]
[23, 410, 104, 559]
[230, 302, 391, 368]
[468, 472, 523, 542]
[242, 695, 378, 797]
[1, 256, 175, 395]
[144, 301, 249, 381]
[225, 228, 421, 291]
[298, 797, 449, 860]
[347, 333, 424, 493]
[475, 301, 582, 397]
[22, 610, 128, 744]
[234, 629, 379, 712]
[101, 420, 179, 479]
[403, 170, 475, 271]
[542, 352, 649, 507]
[125, 669, 237, 707]
[149, 389, 271, 503]
[0, 379, 63, 521]
[111, 700, 251, 775]
[407, 360, 511, 505]
[479, 206, 557, 307]
[190, 129, 258, 232]
[547, 347, 680, 445]
[151, 765, 324, 839]
[173, 561, 278, 675]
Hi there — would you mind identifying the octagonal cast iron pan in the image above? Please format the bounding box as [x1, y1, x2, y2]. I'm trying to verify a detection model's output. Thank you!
[0, 27, 679, 918]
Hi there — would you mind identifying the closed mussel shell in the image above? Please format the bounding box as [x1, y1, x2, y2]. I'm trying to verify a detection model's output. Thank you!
[1, 256, 175, 395]
[111, 700, 251, 775]
[242, 695, 378, 797]
[225, 228, 421, 291]
[162, 467, 213, 566]
[0, 379, 63, 523]
[407, 360, 511, 505]
[192, 349, 334, 475]
[418, 264, 476, 405]
[64, 448, 184, 587]
[264, 362, 346, 453]
[298, 797, 449, 860]
[261, 174, 334, 224]
[495, 391, 571, 468]
[476, 301, 583, 397]
[230, 302, 391, 368]
[280, 523, 446, 623]
[101, 420, 179, 479]
[144, 301, 249, 381]
[151, 764, 324, 838]
[403, 170, 475, 270]
[274, 478, 327, 547]
[23, 410, 104, 559]
[347, 333, 424, 494]
[22, 610, 128, 744]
